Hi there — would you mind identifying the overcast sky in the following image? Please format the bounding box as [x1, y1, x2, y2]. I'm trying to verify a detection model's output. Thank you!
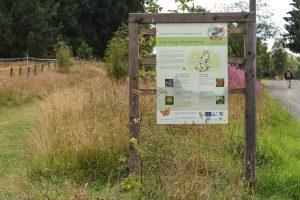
[158, 0, 294, 49]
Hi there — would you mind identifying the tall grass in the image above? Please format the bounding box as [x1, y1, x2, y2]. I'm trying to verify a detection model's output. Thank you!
[23, 65, 274, 199]
[22, 66, 300, 199]
[26, 70, 129, 183]
[0, 61, 36, 68]
[0, 66, 104, 106]
[0, 73, 68, 106]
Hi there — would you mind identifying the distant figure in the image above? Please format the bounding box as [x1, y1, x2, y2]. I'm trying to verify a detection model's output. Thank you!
[284, 68, 293, 88]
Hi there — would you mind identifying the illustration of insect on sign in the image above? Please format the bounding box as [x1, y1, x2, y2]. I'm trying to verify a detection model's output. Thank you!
[156, 23, 228, 124]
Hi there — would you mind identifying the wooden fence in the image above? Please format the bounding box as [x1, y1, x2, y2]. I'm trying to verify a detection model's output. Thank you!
[0, 61, 56, 77]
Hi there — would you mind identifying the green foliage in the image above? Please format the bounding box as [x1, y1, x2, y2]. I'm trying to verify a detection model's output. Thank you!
[175, 0, 195, 13]
[284, 0, 300, 53]
[144, 0, 162, 13]
[77, 41, 93, 59]
[104, 23, 156, 80]
[169, 0, 207, 13]
[295, 67, 300, 79]
[257, 40, 273, 78]
[224, 0, 279, 76]
[0, 0, 59, 57]
[55, 40, 73, 72]
[0, 0, 144, 57]
[121, 175, 141, 191]
[104, 24, 128, 80]
[223, 0, 279, 41]
[271, 38, 288, 76]
[256, 93, 300, 199]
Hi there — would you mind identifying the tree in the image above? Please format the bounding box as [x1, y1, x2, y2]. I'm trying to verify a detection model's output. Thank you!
[221, 0, 279, 41]
[144, 0, 162, 13]
[55, 40, 73, 72]
[284, 0, 300, 53]
[75, 0, 144, 57]
[175, 0, 195, 13]
[257, 40, 273, 78]
[271, 38, 288, 76]
[220, 0, 278, 78]
[169, 0, 207, 13]
[0, 0, 144, 58]
[286, 54, 300, 77]
[104, 24, 128, 80]
[0, 11, 12, 57]
[77, 41, 93, 59]
[0, 0, 59, 57]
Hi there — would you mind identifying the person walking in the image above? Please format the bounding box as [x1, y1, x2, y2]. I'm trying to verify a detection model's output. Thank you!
[284, 68, 293, 88]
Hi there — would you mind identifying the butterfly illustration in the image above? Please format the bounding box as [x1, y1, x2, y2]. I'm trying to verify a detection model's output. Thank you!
[210, 27, 224, 40]
[195, 50, 210, 72]
[160, 108, 171, 116]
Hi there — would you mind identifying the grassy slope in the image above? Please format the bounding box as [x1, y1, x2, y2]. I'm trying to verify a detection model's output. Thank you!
[257, 93, 300, 199]
[0, 101, 38, 198]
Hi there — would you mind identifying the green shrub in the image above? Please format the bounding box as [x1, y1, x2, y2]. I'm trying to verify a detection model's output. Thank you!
[77, 41, 93, 59]
[55, 40, 73, 73]
[104, 23, 156, 81]
[104, 24, 128, 80]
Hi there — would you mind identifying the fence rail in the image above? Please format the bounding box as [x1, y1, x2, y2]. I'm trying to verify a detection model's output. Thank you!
[0, 61, 57, 77]
[0, 57, 56, 62]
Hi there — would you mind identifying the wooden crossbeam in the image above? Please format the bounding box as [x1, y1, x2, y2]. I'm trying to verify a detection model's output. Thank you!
[129, 12, 256, 24]
[139, 27, 245, 35]
[133, 88, 245, 95]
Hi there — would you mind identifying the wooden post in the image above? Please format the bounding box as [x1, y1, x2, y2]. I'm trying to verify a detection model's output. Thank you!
[245, 0, 257, 182]
[19, 67, 22, 76]
[34, 64, 37, 76]
[128, 12, 257, 182]
[41, 64, 44, 73]
[48, 62, 50, 71]
[128, 22, 141, 176]
[27, 66, 30, 76]
[10, 67, 13, 77]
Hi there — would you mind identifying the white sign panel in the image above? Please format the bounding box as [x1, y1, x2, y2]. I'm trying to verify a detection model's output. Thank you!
[156, 23, 228, 124]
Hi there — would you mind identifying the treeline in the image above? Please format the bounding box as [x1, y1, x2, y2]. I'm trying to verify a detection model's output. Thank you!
[0, 0, 144, 58]
[256, 38, 300, 79]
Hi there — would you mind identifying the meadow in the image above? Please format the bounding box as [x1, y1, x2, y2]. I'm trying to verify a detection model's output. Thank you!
[0, 62, 299, 199]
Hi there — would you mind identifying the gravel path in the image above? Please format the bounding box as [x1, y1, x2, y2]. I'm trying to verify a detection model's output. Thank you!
[262, 80, 300, 121]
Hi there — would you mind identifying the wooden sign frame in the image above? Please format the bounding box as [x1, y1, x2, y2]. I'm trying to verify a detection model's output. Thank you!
[128, 4, 256, 182]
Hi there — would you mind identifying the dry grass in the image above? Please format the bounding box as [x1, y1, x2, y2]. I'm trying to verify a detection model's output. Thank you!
[0, 72, 68, 105]
[0, 61, 37, 68]
[22, 66, 270, 199]
[136, 94, 250, 199]
[0, 65, 105, 106]
[26, 70, 129, 183]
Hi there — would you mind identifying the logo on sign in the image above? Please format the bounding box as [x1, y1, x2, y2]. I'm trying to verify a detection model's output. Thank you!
[212, 112, 218, 116]
[205, 112, 212, 117]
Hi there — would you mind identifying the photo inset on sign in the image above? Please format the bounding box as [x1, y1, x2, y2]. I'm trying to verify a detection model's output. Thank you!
[216, 96, 225, 104]
[216, 78, 225, 87]
[165, 79, 174, 87]
[165, 96, 174, 105]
